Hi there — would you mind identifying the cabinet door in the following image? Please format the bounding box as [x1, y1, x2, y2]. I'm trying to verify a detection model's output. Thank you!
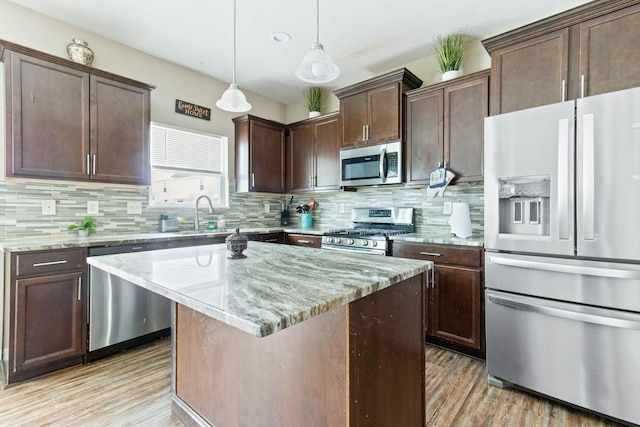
[250, 119, 285, 193]
[578, 4, 640, 98]
[368, 83, 400, 143]
[90, 76, 150, 185]
[431, 265, 483, 351]
[313, 115, 341, 191]
[288, 123, 314, 192]
[444, 76, 488, 183]
[340, 92, 367, 147]
[405, 89, 443, 187]
[7, 52, 89, 179]
[13, 272, 85, 374]
[490, 28, 569, 115]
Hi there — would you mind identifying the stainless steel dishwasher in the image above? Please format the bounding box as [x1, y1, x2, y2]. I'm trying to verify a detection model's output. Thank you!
[87, 241, 176, 360]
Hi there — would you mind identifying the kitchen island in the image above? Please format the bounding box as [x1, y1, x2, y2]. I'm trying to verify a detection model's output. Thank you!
[87, 241, 432, 427]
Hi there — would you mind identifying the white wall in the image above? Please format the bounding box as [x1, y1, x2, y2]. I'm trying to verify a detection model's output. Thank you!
[0, 0, 286, 178]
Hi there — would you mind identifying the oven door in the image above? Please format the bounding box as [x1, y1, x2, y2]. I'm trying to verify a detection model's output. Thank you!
[340, 141, 402, 186]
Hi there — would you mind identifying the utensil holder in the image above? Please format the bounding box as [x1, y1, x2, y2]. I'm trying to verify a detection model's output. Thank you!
[300, 213, 312, 229]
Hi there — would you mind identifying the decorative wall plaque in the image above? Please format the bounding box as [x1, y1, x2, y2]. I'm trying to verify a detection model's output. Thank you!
[175, 99, 211, 121]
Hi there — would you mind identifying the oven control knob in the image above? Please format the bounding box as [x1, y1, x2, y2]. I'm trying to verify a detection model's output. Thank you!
[361, 240, 368, 246]
[327, 237, 334, 243]
[347, 239, 354, 245]
[371, 241, 378, 247]
[335, 238, 341, 244]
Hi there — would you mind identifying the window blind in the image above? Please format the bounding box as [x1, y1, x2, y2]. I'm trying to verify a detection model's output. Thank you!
[151, 123, 224, 173]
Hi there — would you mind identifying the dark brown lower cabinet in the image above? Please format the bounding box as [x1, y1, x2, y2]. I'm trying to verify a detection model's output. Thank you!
[392, 242, 484, 358]
[6, 249, 87, 385]
[285, 233, 322, 248]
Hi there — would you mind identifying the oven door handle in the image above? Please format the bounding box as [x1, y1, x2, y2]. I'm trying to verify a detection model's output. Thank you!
[322, 246, 386, 256]
[488, 294, 640, 330]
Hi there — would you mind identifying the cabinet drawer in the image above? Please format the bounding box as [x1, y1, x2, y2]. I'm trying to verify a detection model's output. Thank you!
[286, 234, 322, 248]
[14, 249, 85, 277]
[392, 242, 482, 267]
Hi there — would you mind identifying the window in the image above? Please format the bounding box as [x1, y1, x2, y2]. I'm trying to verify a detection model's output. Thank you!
[150, 122, 228, 207]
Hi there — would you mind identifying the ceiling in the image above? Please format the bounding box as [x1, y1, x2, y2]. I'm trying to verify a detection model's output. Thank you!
[9, 0, 592, 105]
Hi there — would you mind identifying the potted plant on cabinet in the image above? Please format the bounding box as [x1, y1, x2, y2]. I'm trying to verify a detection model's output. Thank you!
[67, 216, 97, 237]
[434, 33, 466, 81]
[304, 86, 323, 118]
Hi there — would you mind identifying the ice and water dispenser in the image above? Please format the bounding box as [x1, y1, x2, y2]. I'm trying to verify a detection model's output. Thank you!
[498, 176, 550, 236]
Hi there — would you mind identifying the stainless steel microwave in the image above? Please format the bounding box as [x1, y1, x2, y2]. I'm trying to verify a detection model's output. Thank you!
[340, 141, 402, 187]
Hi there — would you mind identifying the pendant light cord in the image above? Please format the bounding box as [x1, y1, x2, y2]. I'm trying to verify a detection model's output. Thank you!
[233, 0, 237, 84]
[316, 0, 320, 43]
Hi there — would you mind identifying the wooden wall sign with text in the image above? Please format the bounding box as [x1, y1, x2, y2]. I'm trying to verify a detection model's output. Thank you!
[175, 99, 211, 121]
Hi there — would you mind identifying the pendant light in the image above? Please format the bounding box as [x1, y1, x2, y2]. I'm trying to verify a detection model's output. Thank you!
[216, 0, 251, 112]
[295, 0, 340, 84]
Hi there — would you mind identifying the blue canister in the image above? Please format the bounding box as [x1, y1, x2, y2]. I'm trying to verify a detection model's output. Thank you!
[300, 213, 312, 229]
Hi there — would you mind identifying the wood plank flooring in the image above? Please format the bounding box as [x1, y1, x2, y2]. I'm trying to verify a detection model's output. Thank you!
[0, 339, 624, 426]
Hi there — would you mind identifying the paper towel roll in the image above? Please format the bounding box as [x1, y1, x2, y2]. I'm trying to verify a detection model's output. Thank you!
[448, 202, 472, 238]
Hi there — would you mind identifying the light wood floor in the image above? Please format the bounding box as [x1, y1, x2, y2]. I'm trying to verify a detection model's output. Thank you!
[0, 339, 624, 427]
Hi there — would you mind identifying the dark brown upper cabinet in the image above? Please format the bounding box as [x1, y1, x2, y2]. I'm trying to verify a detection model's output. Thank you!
[483, 0, 640, 115]
[233, 114, 286, 193]
[1, 40, 153, 185]
[333, 68, 422, 149]
[286, 112, 341, 193]
[405, 70, 489, 187]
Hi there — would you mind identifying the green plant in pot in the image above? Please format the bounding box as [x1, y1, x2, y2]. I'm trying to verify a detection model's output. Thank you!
[434, 33, 466, 81]
[304, 86, 323, 118]
[67, 216, 97, 237]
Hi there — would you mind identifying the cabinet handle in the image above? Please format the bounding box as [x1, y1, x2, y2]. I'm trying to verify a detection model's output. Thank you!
[419, 252, 442, 257]
[362, 125, 366, 141]
[561, 79, 566, 102]
[264, 238, 278, 243]
[580, 75, 585, 98]
[78, 277, 82, 301]
[251, 173, 255, 188]
[298, 239, 311, 244]
[92, 155, 97, 175]
[86, 154, 91, 176]
[366, 124, 370, 141]
[309, 175, 313, 188]
[33, 260, 68, 267]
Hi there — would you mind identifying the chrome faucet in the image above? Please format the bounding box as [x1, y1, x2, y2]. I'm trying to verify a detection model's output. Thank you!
[194, 195, 215, 231]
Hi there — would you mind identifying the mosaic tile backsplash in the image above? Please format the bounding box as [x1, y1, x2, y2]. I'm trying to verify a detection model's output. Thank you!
[0, 179, 484, 240]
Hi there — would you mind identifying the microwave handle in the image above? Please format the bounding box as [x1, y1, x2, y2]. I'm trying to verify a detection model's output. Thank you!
[379, 147, 387, 182]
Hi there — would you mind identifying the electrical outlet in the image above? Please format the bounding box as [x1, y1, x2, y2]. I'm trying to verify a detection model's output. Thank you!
[443, 201, 453, 215]
[339, 203, 345, 213]
[87, 201, 100, 215]
[41, 200, 56, 215]
[264, 203, 270, 213]
[127, 201, 142, 214]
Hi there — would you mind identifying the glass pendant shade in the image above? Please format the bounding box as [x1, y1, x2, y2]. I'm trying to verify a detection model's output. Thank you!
[216, 83, 251, 112]
[295, 42, 340, 84]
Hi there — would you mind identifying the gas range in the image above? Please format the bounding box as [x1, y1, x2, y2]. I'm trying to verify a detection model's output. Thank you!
[321, 207, 414, 256]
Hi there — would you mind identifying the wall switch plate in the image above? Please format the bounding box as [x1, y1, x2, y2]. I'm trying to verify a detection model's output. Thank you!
[264, 203, 270, 213]
[87, 201, 99, 215]
[127, 201, 142, 214]
[339, 203, 345, 213]
[42, 200, 56, 215]
[443, 202, 453, 215]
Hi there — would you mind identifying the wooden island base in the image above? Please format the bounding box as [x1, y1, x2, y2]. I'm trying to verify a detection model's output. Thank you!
[171, 273, 426, 427]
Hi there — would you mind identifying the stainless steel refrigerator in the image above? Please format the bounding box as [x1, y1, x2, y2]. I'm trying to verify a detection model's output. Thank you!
[484, 87, 640, 425]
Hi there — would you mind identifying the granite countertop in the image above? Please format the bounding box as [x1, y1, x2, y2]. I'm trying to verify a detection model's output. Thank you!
[86, 242, 432, 338]
[391, 232, 484, 247]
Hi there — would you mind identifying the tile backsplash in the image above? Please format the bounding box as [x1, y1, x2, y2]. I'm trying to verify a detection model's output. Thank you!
[0, 179, 483, 240]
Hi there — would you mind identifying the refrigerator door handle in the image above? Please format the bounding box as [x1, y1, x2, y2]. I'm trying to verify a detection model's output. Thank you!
[558, 118, 570, 240]
[582, 113, 595, 240]
[488, 294, 640, 330]
[488, 255, 640, 279]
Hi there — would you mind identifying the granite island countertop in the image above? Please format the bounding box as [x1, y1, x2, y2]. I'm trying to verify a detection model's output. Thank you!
[86, 241, 432, 338]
